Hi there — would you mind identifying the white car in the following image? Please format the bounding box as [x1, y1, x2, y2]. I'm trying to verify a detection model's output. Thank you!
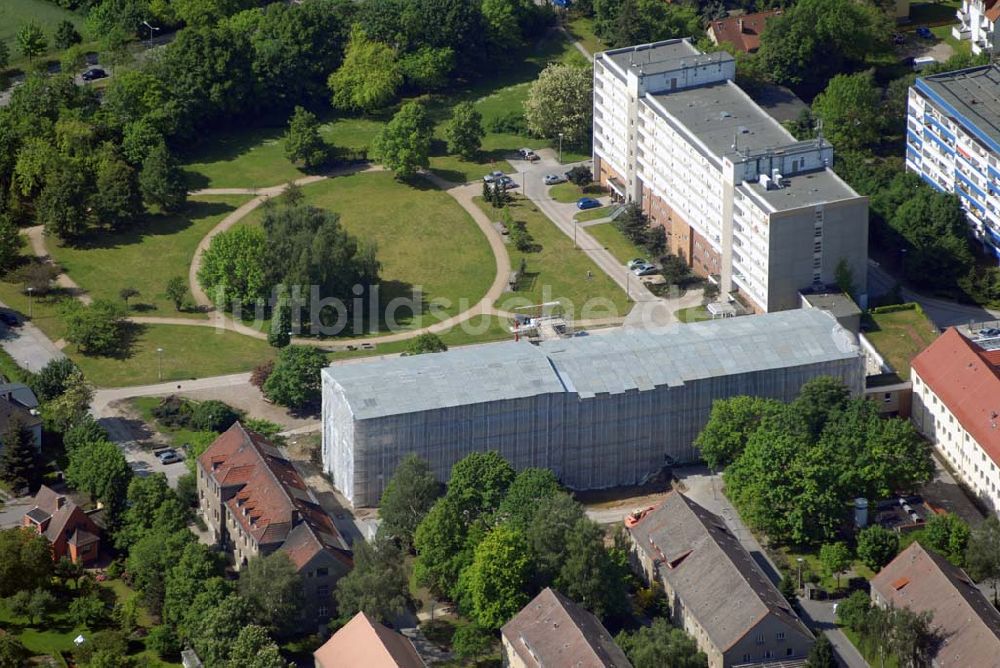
[543, 173, 566, 185]
[483, 170, 505, 183]
[518, 148, 539, 161]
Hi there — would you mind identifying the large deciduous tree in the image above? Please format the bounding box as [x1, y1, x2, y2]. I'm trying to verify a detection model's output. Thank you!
[61, 299, 128, 356]
[497, 467, 561, 530]
[556, 518, 629, 621]
[461, 524, 532, 629]
[812, 72, 884, 151]
[65, 437, 132, 522]
[335, 536, 411, 624]
[284, 106, 328, 170]
[856, 525, 899, 572]
[524, 64, 593, 148]
[262, 345, 326, 408]
[226, 625, 289, 668]
[37, 163, 91, 239]
[197, 224, 268, 309]
[238, 552, 304, 636]
[328, 27, 402, 112]
[966, 515, 1000, 606]
[371, 101, 432, 178]
[695, 396, 782, 470]
[140, 144, 188, 212]
[443, 101, 485, 160]
[378, 454, 442, 550]
[0, 528, 52, 597]
[93, 148, 144, 230]
[615, 617, 707, 668]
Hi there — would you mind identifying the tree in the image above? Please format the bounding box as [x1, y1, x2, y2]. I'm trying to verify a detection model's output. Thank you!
[462, 524, 532, 629]
[413, 496, 470, 597]
[616, 617, 707, 668]
[695, 396, 782, 470]
[371, 101, 432, 178]
[524, 64, 593, 147]
[0, 41, 8, 72]
[806, 634, 837, 668]
[335, 536, 411, 624]
[526, 492, 585, 584]
[16, 23, 47, 63]
[819, 542, 852, 589]
[54, 20, 82, 50]
[328, 27, 403, 112]
[812, 72, 883, 151]
[565, 165, 592, 186]
[0, 417, 38, 493]
[163, 542, 227, 632]
[165, 276, 188, 311]
[61, 299, 128, 356]
[400, 46, 455, 90]
[793, 376, 851, 439]
[116, 473, 183, 550]
[835, 258, 857, 300]
[37, 163, 90, 239]
[119, 287, 140, 308]
[966, 515, 1000, 606]
[556, 518, 629, 621]
[146, 624, 182, 659]
[227, 625, 288, 668]
[284, 106, 328, 170]
[140, 144, 188, 212]
[0, 527, 52, 598]
[497, 468, 562, 529]
[451, 623, 494, 664]
[93, 150, 143, 230]
[0, 633, 27, 668]
[238, 552, 304, 636]
[27, 588, 56, 625]
[408, 333, 448, 355]
[925, 513, 971, 566]
[40, 369, 93, 433]
[444, 101, 485, 160]
[262, 345, 327, 408]
[856, 525, 900, 572]
[197, 224, 268, 309]
[190, 400, 241, 432]
[66, 438, 132, 521]
[0, 217, 22, 274]
[191, 594, 255, 668]
[70, 593, 106, 629]
[836, 589, 871, 632]
[378, 454, 442, 550]
[29, 357, 78, 402]
[448, 450, 516, 520]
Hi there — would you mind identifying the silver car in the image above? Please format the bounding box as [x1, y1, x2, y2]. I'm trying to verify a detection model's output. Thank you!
[543, 173, 566, 185]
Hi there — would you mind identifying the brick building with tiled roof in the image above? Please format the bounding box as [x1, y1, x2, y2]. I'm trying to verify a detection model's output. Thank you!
[911, 328, 1000, 513]
[313, 611, 425, 668]
[871, 542, 1000, 666]
[22, 485, 101, 564]
[198, 423, 352, 621]
[706, 10, 781, 53]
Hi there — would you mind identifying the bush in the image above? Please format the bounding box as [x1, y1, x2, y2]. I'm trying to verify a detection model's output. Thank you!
[251, 360, 274, 389]
[189, 399, 242, 432]
[242, 418, 284, 440]
[146, 624, 181, 658]
[487, 111, 527, 134]
[151, 395, 193, 428]
[176, 472, 198, 508]
[870, 302, 918, 314]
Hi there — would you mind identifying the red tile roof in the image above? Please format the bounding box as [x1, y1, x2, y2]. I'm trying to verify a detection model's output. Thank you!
[911, 328, 1000, 466]
[200, 423, 351, 569]
[871, 542, 1000, 666]
[707, 10, 782, 53]
[314, 612, 425, 668]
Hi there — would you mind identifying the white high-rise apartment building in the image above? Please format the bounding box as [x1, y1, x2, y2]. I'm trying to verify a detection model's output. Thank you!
[905, 64, 1000, 261]
[592, 39, 869, 313]
[953, 0, 1000, 55]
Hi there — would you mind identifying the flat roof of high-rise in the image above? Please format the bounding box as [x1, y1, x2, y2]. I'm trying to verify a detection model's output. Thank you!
[917, 65, 1000, 152]
[740, 168, 862, 211]
[600, 38, 731, 78]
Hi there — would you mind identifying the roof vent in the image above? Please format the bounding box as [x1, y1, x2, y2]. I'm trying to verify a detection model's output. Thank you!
[720, 111, 732, 119]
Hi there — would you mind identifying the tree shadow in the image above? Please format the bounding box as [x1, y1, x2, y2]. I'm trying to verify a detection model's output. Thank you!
[65, 201, 237, 251]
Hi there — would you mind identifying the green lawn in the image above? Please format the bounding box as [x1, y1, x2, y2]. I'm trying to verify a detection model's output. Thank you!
[574, 206, 612, 222]
[475, 196, 631, 317]
[549, 181, 609, 204]
[675, 305, 711, 323]
[70, 323, 275, 388]
[587, 222, 647, 265]
[48, 196, 248, 319]
[0, 0, 85, 55]
[242, 171, 495, 332]
[0, 280, 70, 343]
[863, 305, 939, 379]
[566, 16, 606, 56]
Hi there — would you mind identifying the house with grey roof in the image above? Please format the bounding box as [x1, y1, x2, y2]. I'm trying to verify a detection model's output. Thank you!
[502, 588, 632, 668]
[322, 309, 863, 506]
[626, 492, 813, 667]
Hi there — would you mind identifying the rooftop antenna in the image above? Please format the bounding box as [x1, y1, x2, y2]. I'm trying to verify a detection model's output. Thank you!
[816, 118, 824, 143]
[732, 131, 738, 153]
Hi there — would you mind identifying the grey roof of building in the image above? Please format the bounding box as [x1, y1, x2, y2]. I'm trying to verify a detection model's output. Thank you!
[501, 588, 632, 668]
[629, 492, 813, 652]
[738, 167, 861, 211]
[25, 507, 50, 523]
[919, 64, 1000, 149]
[323, 310, 860, 420]
[0, 383, 39, 410]
[0, 396, 41, 430]
[651, 80, 796, 161]
[799, 291, 862, 320]
[600, 38, 712, 78]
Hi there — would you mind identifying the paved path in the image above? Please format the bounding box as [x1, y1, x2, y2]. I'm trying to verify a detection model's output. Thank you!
[0, 313, 65, 373]
[25, 226, 92, 305]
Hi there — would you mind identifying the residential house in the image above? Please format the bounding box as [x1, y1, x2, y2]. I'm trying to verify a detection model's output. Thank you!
[910, 328, 1000, 512]
[197, 423, 352, 621]
[501, 587, 632, 668]
[313, 611, 425, 668]
[954, 0, 1000, 55]
[707, 11, 781, 53]
[0, 392, 42, 450]
[22, 485, 101, 564]
[870, 542, 1000, 665]
[626, 492, 814, 667]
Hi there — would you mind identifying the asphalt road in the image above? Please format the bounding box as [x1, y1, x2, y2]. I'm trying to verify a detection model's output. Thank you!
[867, 259, 1000, 328]
[0, 310, 65, 374]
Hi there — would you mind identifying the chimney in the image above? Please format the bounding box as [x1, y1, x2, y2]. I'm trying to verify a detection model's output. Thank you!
[56, 495, 66, 510]
[738, 18, 745, 33]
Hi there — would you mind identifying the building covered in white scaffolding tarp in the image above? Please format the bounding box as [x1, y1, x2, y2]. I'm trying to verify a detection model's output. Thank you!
[321, 310, 864, 507]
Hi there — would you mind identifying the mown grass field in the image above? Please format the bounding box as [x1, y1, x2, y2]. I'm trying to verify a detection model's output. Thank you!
[863, 305, 939, 379]
[0, 0, 85, 54]
[475, 195, 631, 318]
[48, 196, 248, 318]
[587, 222, 648, 266]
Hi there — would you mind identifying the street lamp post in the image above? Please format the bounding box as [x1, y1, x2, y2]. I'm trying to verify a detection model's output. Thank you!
[142, 21, 160, 48]
[156, 347, 164, 381]
[797, 557, 804, 592]
[26, 287, 33, 318]
[558, 132, 564, 164]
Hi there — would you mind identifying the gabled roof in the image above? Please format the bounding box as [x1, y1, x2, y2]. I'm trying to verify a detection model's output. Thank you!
[0, 395, 41, 431]
[313, 612, 425, 668]
[0, 383, 39, 410]
[200, 423, 351, 568]
[501, 588, 632, 668]
[911, 328, 1000, 465]
[708, 10, 782, 53]
[871, 542, 1000, 666]
[627, 492, 812, 652]
[31, 485, 64, 515]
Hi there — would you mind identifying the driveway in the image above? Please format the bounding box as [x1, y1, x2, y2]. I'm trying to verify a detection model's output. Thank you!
[0, 318, 65, 373]
[99, 411, 188, 488]
[0, 495, 31, 529]
[867, 260, 1000, 328]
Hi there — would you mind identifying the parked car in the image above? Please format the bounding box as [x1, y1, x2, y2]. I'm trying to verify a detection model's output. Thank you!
[82, 68, 107, 82]
[156, 448, 183, 465]
[518, 148, 539, 161]
[632, 263, 658, 276]
[498, 175, 517, 188]
[543, 173, 566, 185]
[915, 26, 934, 39]
[483, 170, 505, 183]
[979, 327, 1000, 338]
[627, 258, 648, 270]
[577, 197, 601, 210]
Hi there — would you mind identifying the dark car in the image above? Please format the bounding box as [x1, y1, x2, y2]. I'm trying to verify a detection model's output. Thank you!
[577, 197, 601, 210]
[82, 68, 107, 82]
[915, 26, 934, 39]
